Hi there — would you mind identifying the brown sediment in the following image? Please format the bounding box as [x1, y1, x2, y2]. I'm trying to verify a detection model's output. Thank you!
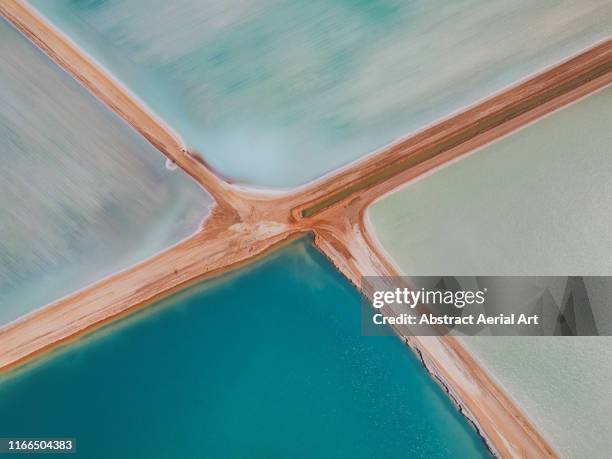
[1, 0, 611, 457]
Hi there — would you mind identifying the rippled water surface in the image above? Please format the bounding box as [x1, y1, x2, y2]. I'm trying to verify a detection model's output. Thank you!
[0, 239, 489, 458]
[30, 0, 612, 187]
[0, 19, 211, 324]
[368, 88, 612, 457]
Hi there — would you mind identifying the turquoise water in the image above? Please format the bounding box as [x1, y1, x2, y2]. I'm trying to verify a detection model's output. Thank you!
[0, 240, 489, 458]
[368, 88, 612, 457]
[0, 19, 211, 324]
[29, 0, 612, 187]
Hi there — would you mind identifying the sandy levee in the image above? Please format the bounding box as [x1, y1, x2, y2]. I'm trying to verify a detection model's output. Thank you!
[292, 39, 612, 220]
[305, 55, 611, 458]
[2, 1, 612, 457]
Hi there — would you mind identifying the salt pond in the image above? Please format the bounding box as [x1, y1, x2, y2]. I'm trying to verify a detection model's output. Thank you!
[0, 239, 489, 458]
[0, 19, 211, 325]
[29, 0, 612, 187]
[368, 88, 612, 457]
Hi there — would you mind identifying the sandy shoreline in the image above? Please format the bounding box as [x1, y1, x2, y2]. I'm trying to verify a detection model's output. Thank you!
[2, 0, 611, 457]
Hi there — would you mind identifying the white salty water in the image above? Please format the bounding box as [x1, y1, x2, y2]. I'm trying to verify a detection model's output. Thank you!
[0, 19, 212, 325]
[368, 88, 612, 457]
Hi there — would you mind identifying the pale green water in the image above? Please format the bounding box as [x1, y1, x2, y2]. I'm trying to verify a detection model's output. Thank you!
[368, 88, 612, 457]
[0, 240, 490, 458]
[0, 19, 212, 325]
[29, 0, 612, 187]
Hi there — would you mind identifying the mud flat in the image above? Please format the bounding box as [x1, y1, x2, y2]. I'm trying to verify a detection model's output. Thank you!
[367, 87, 612, 457]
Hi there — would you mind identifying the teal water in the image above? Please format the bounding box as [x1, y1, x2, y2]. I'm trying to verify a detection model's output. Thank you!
[29, 0, 612, 187]
[0, 240, 489, 458]
[368, 88, 612, 457]
[0, 19, 211, 324]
